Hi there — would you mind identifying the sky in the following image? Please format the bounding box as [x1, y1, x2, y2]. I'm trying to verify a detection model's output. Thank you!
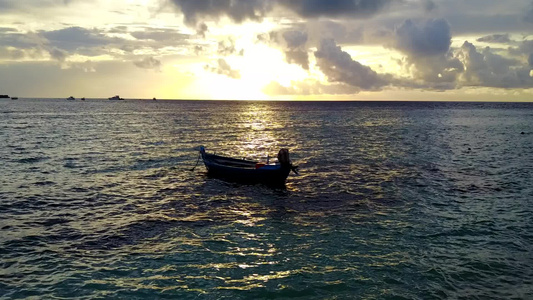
[1, 0, 533, 101]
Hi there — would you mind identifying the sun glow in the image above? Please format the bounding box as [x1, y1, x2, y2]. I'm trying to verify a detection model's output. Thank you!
[203, 41, 309, 100]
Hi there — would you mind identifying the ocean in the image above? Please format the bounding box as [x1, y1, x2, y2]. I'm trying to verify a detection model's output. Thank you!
[1, 99, 532, 299]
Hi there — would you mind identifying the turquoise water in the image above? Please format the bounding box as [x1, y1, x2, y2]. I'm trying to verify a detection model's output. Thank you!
[1, 99, 532, 299]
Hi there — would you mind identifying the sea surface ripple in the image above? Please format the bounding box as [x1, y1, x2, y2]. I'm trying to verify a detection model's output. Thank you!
[1, 99, 532, 299]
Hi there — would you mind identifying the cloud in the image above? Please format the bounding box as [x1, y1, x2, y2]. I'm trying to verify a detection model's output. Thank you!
[392, 19, 451, 56]
[0, 47, 25, 59]
[0, 29, 43, 49]
[508, 40, 533, 57]
[282, 30, 309, 70]
[197, 22, 208, 37]
[285, 50, 309, 70]
[279, 0, 393, 18]
[529, 53, 533, 67]
[476, 34, 511, 44]
[205, 58, 241, 79]
[423, 0, 437, 12]
[134, 56, 162, 70]
[217, 37, 243, 56]
[388, 18, 463, 87]
[314, 39, 389, 90]
[283, 30, 308, 49]
[48, 47, 68, 62]
[456, 41, 533, 88]
[397, 54, 463, 88]
[524, 1, 533, 23]
[0, 0, 74, 13]
[167, 0, 394, 27]
[130, 28, 190, 43]
[41, 26, 116, 52]
[167, 0, 271, 26]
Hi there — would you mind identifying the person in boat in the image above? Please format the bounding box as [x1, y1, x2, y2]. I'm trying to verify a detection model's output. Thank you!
[278, 148, 298, 174]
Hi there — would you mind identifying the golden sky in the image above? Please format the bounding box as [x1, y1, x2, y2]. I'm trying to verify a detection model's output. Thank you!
[1, 0, 533, 100]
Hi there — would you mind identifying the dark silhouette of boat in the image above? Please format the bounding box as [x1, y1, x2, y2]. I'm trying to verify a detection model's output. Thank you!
[153, 97, 157, 101]
[0, 95, 9, 98]
[11, 97, 18, 100]
[198, 146, 298, 185]
[108, 95, 124, 100]
[67, 96, 75, 100]
[81, 97, 85, 101]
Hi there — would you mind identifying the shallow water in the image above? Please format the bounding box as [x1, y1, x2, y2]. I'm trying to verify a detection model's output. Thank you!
[1, 99, 532, 299]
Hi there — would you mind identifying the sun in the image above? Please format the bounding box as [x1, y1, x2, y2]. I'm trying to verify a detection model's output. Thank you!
[205, 74, 269, 100]
[203, 43, 309, 100]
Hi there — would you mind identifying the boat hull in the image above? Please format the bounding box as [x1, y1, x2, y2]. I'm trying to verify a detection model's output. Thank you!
[201, 151, 290, 185]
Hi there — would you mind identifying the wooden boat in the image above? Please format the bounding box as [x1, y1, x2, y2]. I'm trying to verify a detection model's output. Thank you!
[199, 146, 297, 185]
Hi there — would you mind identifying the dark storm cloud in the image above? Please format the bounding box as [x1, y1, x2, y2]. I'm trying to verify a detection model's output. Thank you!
[279, 0, 393, 18]
[167, 0, 271, 26]
[205, 58, 241, 79]
[41, 27, 116, 52]
[476, 34, 511, 44]
[314, 39, 388, 90]
[133, 56, 162, 70]
[444, 13, 530, 35]
[393, 19, 451, 56]
[167, 0, 395, 26]
[524, 1, 533, 23]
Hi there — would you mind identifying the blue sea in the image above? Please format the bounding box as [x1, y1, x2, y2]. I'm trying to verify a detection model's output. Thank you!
[1, 99, 532, 299]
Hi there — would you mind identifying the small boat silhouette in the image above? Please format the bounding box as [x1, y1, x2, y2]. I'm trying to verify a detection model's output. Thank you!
[197, 146, 298, 185]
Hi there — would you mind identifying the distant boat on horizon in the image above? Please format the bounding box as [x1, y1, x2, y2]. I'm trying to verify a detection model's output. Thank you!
[67, 96, 75, 100]
[11, 97, 18, 100]
[81, 97, 86, 101]
[153, 97, 157, 101]
[0, 94, 9, 98]
[108, 95, 124, 100]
